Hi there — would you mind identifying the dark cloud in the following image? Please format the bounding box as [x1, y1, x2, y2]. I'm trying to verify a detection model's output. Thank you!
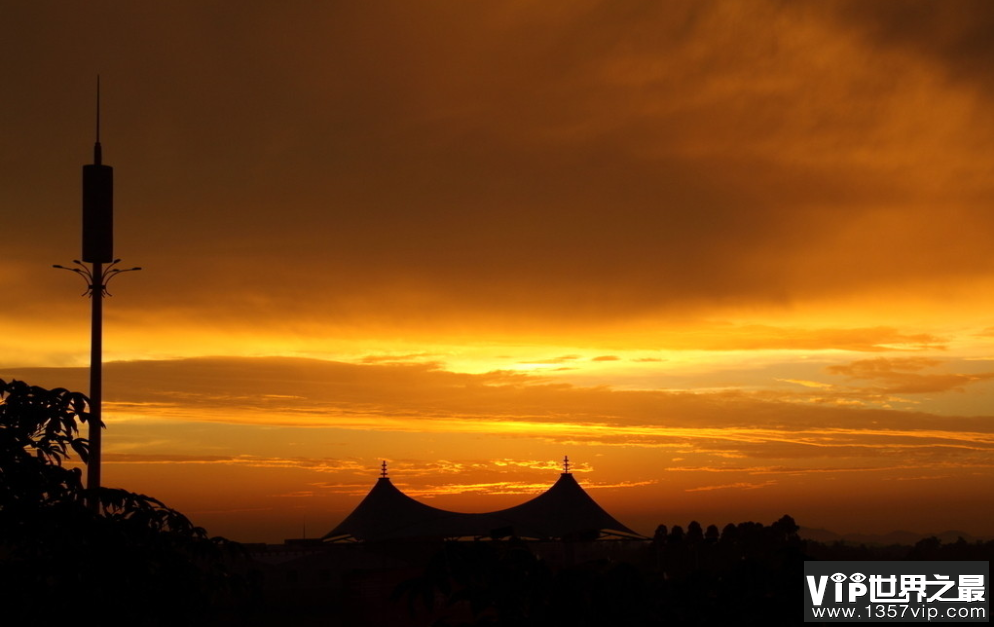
[4, 1, 994, 337]
[5, 356, 992, 441]
[827, 357, 994, 394]
[833, 0, 994, 90]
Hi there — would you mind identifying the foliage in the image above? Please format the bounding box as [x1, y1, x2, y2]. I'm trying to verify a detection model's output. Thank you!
[0, 380, 89, 510]
[0, 379, 248, 625]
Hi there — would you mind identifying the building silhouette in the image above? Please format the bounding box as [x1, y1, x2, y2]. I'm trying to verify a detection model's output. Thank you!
[324, 461, 642, 542]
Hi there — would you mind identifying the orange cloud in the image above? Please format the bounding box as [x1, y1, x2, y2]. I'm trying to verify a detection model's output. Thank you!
[685, 481, 777, 493]
[7, 357, 988, 486]
[827, 358, 994, 394]
[104, 453, 368, 473]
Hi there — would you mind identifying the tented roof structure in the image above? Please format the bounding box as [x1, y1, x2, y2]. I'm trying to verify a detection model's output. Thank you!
[324, 467, 642, 542]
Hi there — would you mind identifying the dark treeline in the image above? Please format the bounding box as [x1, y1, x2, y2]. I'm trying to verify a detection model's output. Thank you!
[393, 516, 805, 626]
[806, 534, 994, 562]
[391, 517, 991, 627]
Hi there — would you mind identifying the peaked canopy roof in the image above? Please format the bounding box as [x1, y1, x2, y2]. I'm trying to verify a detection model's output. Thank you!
[324, 472, 641, 542]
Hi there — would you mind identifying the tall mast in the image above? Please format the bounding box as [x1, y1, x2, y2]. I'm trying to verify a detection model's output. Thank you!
[54, 77, 140, 505]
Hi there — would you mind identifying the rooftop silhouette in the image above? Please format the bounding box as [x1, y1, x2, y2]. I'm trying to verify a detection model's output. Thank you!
[325, 460, 642, 542]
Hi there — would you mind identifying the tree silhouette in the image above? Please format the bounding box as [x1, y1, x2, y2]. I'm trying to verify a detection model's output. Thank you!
[686, 520, 704, 543]
[704, 523, 720, 543]
[0, 379, 248, 625]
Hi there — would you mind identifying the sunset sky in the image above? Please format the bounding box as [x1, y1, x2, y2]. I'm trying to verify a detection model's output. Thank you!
[2, 1, 993, 543]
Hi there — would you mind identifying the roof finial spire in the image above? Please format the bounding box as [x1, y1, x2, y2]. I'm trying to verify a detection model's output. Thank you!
[381, 460, 388, 478]
[94, 75, 102, 166]
[563, 455, 570, 474]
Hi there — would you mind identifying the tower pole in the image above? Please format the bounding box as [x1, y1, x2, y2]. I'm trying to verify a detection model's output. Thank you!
[88, 261, 104, 494]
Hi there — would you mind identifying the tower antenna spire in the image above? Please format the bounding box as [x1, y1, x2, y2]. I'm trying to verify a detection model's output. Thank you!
[94, 75, 102, 165]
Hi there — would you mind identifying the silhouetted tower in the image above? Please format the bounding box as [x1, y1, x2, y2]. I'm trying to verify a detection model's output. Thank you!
[83, 81, 113, 264]
[54, 78, 139, 504]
